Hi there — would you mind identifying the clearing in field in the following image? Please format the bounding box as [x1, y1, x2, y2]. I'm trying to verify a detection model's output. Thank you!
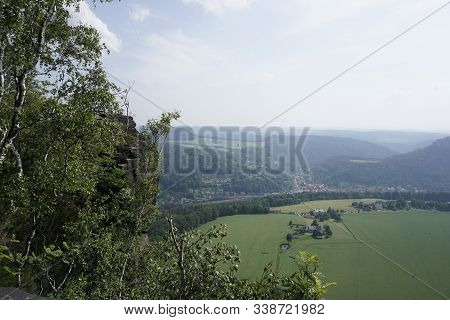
[349, 159, 380, 164]
[272, 198, 379, 214]
[199, 210, 450, 299]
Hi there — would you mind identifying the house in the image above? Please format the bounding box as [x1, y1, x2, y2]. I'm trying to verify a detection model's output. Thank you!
[313, 209, 325, 214]
[374, 201, 384, 210]
[307, 225, 318, 233]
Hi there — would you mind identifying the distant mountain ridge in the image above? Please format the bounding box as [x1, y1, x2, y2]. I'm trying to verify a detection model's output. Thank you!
[309, 130, 448, 153]
[266, 135, 397, 167]
[169, 127, 449, 153]
[314, 137, 450, 191]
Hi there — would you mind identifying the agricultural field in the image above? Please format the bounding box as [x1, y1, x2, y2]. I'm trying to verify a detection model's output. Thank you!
[349, 159, 380, 164]
[272, 198, 379, 213]
[199, 214, 306, 279]
[199, 207, 450, 299]
[170, 138, 263, 151]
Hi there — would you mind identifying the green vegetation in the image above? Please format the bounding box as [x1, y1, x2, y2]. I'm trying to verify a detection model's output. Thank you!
[3, 1, 448, 301]
[170, 138, 263, 151]
[199, 214, 307, 279]
[0, 0, 330, 300]
[150, 198, 271, 239]
[349, 159, 380, 164]
[154, 194, 450, 240]
[273, 199, 379, 213]
[308, 211, 450, 299]
[199, 209, 450, 299]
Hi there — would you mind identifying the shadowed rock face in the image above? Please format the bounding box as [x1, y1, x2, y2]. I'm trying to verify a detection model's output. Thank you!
[0, 287, 47, 300]
[117, 114, 138, 136]
[115, 115, 140, 180]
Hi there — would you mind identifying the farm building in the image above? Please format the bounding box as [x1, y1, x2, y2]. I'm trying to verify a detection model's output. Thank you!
[374, 201, 385, 210]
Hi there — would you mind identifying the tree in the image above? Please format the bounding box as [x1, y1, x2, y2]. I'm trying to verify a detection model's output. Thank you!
[323, 225, 332, 237]
[0, 1, 333, 300]
[287, 233, 293, 243]
[0, 0, 126, 291]
[1, 0, 118, 173]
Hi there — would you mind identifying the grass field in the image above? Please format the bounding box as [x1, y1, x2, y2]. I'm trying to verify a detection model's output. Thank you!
[272, 198, 379, 213]
[200, 214, 306, 279]
[349, 159, 380, 164]
[170, 138, 263, 151]
[199, 207, 450, 299]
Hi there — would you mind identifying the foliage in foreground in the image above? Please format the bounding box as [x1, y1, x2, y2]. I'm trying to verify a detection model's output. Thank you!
[0, 0, 332, 299]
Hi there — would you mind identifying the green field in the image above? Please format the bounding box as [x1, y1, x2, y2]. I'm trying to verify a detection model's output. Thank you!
[170, 138, 263, 151]
[200, 214, 306, 279]
[349, 159, 380, 164]
[272, 198, 379, 213]
[199, 208, 450, 299]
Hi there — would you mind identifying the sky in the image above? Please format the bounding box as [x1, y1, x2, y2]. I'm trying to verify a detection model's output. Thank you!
[73, 0, 450, 132]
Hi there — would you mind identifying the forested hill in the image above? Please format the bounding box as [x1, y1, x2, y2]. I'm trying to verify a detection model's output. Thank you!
[314, 137, 450, 191]
[309, 129, 448, 153]
[266, 135, 397, 167]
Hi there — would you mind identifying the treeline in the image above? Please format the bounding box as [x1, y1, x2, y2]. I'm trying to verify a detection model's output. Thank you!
[149, 198, 270, 239]
[159, 171, 293, 199]
[410, 199, 450, 212]
[264, 191, 450, 207]
[354, 199, 450, 213]
[315, 208, 343, 222]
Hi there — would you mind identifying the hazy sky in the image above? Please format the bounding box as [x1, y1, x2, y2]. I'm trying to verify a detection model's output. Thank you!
[75, 0, 450, 132]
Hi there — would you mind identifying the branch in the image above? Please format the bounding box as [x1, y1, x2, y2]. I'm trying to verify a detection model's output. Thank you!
[0, 40, 5, 104]
[0, 74, 27, 169]
[30, 0, 57, 73]
[62, 137, 82, 176]
[56, 260, 74, 291]
[18, 214, 37, 286]
[167, 217, 187, 298]
[46, 266, 57, 293]
[121, 83, 134, 134]
[10, 144, 23, 178]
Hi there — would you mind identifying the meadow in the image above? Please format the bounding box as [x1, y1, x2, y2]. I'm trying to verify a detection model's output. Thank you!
[200, 214, 306, 279]
[199, 201, 450, 299]
[271, 198, 379, 213]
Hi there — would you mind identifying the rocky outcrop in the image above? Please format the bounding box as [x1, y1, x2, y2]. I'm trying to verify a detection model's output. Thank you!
[0, 287, 47, 300]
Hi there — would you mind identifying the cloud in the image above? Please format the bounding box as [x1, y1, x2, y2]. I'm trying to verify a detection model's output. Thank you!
[181, 0, 256, 15]
[138, 30, 227, 83]
[282, 0, 433, 35]
[280, 0, 383, 34]
[68, 1, 121, 52]
[113, 0, 450, 130]
[129, 4, 151, 22]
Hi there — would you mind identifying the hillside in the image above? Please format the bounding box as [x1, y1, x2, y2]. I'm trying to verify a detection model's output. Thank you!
[314, 137, 450, 191]
[266, 135, 397, 167]
[310, 130, 448, 153]
[159, 135, 399, 201]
